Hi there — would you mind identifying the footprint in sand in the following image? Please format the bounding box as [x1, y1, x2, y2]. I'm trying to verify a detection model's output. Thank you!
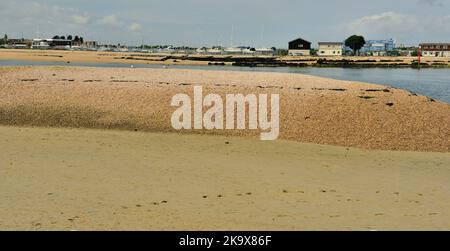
[359, 96, 375, 100]
[364, 89, 388, 93]
[83, 80, 102, 83]
[111, 80, 138, 83]
[202, 192, 253, 199]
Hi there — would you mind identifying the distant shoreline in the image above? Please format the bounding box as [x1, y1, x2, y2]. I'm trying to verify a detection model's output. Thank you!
[1, 49, 450, 68]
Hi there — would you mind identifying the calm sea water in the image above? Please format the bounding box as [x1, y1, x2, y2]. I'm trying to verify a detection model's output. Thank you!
[1, 60, 450, 104]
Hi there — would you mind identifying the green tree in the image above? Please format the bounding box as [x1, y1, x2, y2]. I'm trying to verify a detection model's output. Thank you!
[345, 35, 366, 55]
[1, 34, 8, 45]
[411, 49, 422, 57]
[67, 35, 73, 40]
[52, 35, 60, 39]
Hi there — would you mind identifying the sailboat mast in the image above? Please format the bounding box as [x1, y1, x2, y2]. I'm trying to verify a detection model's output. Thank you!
[230, 25, 234, 47]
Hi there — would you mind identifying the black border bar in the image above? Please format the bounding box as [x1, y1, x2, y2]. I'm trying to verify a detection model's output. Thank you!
[0, 231, 448, 249]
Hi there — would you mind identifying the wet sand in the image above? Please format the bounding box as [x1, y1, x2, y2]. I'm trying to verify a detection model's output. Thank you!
[1, 66, 449, 152]
[1, 126, 450, 230]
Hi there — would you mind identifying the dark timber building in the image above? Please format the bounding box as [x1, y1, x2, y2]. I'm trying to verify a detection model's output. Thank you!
[288, 38, 312, 56]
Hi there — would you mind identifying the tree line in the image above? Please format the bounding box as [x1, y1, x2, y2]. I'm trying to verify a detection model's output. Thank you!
[52, 35, 84, 43]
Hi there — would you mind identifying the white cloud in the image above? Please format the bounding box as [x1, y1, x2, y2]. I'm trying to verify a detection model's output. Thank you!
[130, 23, 143, 32]
[0, 2, 97, 38]
[101, 14, 123, 27]
[72, 14, 90, 25]
[332, 12, 450, 44]
[347, 12, 418, 36]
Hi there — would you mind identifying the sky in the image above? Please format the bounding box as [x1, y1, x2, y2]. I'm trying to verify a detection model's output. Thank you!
[1, 0, 450, 48]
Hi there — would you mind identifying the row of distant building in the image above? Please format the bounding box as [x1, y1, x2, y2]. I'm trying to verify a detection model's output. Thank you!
[288, 38, 395, 56]
[1, 35, 450, 57]
[0, 37, 97, 50]
[288, 37, 450, 57]
[0, 37, 276, 55]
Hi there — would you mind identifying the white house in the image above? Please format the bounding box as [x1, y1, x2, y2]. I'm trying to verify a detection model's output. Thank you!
[318, 42, 343, 56]
[420, 43, 450, 57]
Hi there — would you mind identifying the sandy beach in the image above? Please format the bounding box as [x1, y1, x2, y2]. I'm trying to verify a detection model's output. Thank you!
[1, 65, 450, 230]
[1, 66, 449, 152]
[1, 126, 450, 230]
[0, 49, 226, 66]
